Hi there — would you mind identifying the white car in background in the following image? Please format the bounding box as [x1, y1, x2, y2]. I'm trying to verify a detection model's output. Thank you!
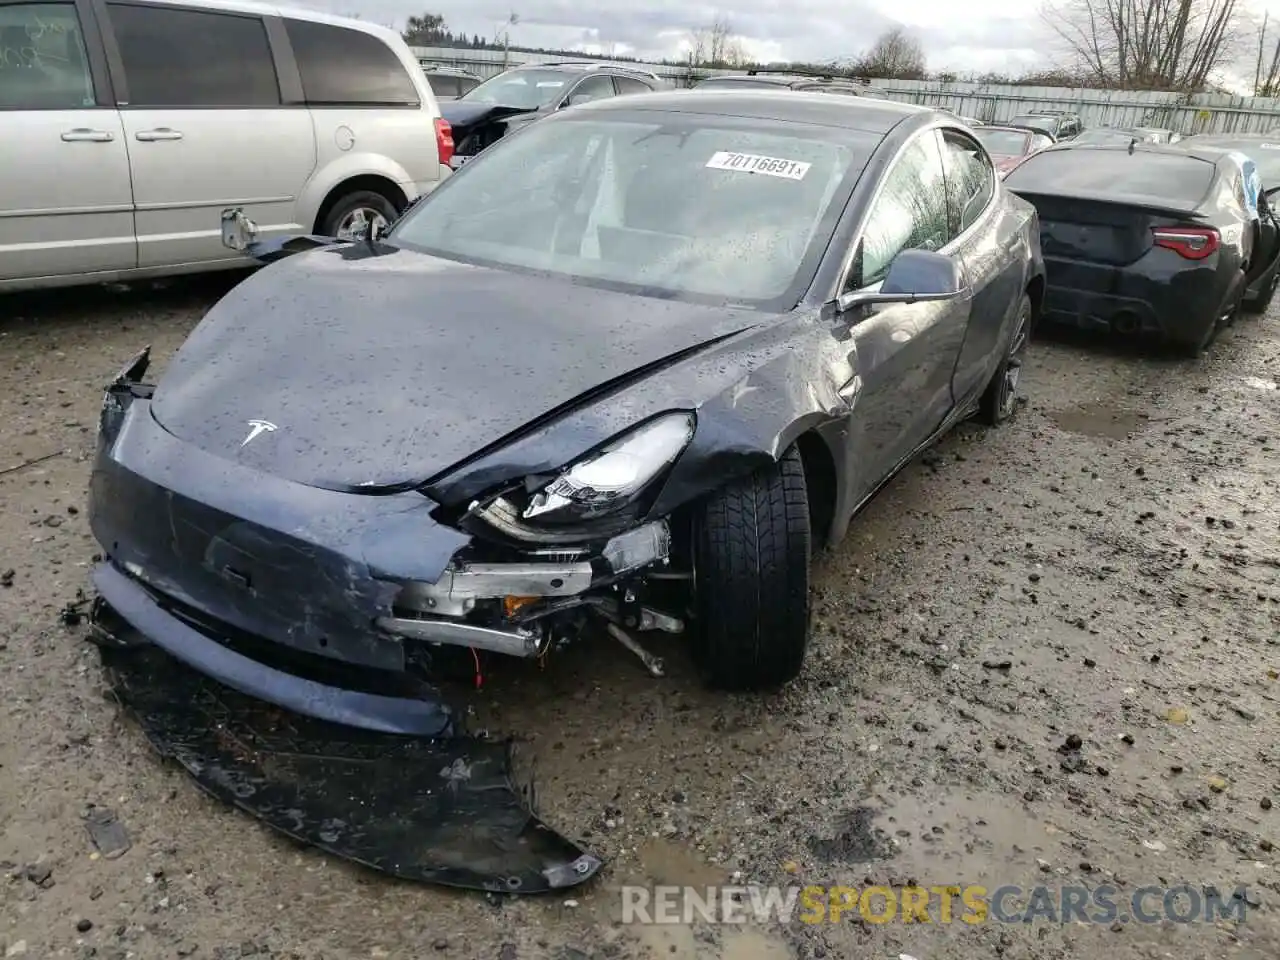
[0, 0, 453, 292]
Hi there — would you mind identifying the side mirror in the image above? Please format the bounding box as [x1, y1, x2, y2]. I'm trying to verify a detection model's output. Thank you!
[221, 208, 258, 252]
[836, 249, 964, 312]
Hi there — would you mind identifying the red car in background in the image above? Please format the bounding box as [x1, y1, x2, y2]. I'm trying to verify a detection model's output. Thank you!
[973, 125, 1055, 176]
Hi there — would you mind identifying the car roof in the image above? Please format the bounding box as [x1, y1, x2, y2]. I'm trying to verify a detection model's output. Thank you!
[570, 88, 934, 135]
[978, 125, 1035, 134]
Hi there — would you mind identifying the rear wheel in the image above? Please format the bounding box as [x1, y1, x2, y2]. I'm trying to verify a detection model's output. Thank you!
[977, 294, 1032, 426]
[320, 189, 399, 240]
[1177, 279, 1241, 357]
[1177, 318, 1218, 358]
[690, 447, 811, 691]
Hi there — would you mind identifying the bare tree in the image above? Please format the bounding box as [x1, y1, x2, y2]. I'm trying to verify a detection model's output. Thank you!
[403, 12, 450, 46]
[1255, 11, 1280, 96]
[686, 15, 747, 68]
[1040, 0, 1243, 91]
[851, 27, 927, 79]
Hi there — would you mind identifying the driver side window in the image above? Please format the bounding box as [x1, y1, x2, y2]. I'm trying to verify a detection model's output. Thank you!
[848, 133, 950, 290]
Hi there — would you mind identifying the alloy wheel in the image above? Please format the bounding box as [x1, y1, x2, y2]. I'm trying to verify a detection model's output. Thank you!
[335, 207, 389, 241]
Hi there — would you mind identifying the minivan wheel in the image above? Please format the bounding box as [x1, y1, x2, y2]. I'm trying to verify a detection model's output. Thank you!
[690, 446, 811, 692]
[321, 190, 399, 240]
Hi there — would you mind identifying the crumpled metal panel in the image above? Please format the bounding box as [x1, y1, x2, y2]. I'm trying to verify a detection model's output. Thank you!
[99, 645, 602, 893]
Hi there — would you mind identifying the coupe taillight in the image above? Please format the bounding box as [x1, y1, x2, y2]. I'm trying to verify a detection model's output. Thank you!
[435, 117, 454, 168]
[1152, 226, 1220, 260]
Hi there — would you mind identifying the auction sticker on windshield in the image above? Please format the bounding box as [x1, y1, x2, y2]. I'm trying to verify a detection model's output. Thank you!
[705, 151, 811, 180]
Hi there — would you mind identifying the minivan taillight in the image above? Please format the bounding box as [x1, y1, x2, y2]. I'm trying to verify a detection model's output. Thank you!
[435, 117, 454, 168]
[1152, 226, 1220, 260]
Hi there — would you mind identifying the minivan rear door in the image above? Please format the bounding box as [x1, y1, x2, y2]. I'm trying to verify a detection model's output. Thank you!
[0, 0, 135, 285]
[99, 1, 316, 268]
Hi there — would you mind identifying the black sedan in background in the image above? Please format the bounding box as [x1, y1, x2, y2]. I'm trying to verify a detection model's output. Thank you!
[90, 91, 1043, 736]
[439, 62, 661, 168]
[1004, 142, 1275, 354]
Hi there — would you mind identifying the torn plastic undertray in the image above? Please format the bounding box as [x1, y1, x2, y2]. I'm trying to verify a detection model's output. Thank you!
[96, 643, 602, 893]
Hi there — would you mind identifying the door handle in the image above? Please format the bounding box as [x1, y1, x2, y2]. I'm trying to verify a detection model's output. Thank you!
[61, 128, 114, 142]
[135, 128, 183, 142]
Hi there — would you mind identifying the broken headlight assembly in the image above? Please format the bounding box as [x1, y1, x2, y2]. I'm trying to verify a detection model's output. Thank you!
[472, 412, 695, 544]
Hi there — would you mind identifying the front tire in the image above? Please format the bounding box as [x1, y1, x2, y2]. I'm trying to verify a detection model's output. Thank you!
[690, 446, 811, 691]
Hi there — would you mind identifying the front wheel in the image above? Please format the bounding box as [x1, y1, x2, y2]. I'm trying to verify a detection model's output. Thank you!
[690, 446, 811, 691]
[977, 293, 1032, 426]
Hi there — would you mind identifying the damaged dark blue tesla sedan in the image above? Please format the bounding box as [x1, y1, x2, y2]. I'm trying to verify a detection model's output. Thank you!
[88, 90, 1045, 735]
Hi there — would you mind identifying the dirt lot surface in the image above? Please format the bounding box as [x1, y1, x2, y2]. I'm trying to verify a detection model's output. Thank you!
[2, 275, 1279, 960]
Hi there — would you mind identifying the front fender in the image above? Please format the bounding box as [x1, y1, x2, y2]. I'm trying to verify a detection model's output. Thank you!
[424, 314, 852, 528]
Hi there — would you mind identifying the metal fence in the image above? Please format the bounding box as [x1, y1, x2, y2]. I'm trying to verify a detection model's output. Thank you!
[411, 45, 1280, 136]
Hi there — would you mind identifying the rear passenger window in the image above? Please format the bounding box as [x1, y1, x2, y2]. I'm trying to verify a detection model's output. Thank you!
[107, 3, 280, 107]
[285, 20, 419, 106]
[613, 75, 652, 96]
[0, 2, 95, 109]
[940, 129, 995, 234]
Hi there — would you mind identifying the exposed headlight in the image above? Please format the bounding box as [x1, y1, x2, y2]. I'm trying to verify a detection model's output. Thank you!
[523, 413, 694, 524]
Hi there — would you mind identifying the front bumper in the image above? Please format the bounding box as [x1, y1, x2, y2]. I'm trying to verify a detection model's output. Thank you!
[92, 563, 455, 735]
[89, 373, 671, 730]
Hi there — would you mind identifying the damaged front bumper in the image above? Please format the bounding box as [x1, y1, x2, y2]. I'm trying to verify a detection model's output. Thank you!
[89, 350, 611, 894]
[89, 349, 678, 733]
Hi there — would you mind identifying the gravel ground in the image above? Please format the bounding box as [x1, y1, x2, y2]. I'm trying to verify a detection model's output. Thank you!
[2, 274, 1279, 960]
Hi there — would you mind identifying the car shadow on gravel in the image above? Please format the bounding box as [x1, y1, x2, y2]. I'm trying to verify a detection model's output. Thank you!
[0, 272, 252, 333]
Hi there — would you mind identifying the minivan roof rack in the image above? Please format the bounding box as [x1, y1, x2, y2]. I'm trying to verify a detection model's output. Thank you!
[418, 63, 480, 76]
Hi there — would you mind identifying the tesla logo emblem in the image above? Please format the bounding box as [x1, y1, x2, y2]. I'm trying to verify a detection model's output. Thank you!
[241, 419, 277, 447]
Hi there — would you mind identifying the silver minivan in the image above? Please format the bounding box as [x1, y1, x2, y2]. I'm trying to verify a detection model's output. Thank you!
[0, 0, 453, 292]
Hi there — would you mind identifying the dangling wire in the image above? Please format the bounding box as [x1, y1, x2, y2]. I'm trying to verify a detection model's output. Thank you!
[470, 647, 483, 690]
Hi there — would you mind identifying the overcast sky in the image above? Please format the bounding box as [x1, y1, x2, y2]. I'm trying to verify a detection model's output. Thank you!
[298, 0, 1279, 80]
[294, 0, 1045, 74]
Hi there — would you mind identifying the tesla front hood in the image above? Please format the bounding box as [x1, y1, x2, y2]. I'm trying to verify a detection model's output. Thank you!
[149, 245, 758, 491]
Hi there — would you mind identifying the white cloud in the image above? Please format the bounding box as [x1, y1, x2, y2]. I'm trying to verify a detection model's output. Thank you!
[292, 0, 1056, 73]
